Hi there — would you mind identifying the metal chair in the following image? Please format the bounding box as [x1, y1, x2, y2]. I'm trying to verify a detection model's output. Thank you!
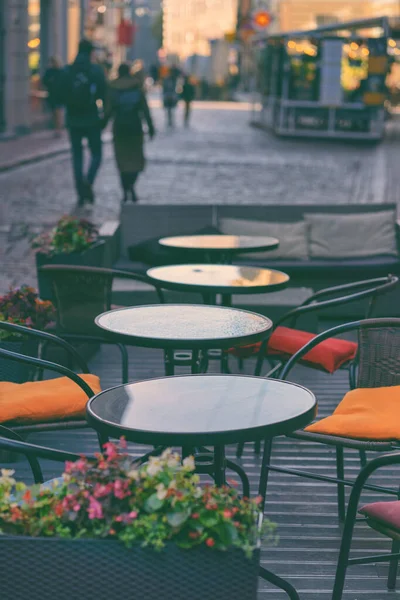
[235, 275, 399, 458]
[39, 265, 166, 383]
[332, 452, 400, 599]
[257, 318, 400, 524]
[0, 321, 98, 441]
[229, 275, 398, 380]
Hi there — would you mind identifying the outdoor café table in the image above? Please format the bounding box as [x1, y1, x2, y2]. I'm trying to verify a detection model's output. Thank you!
[158, 234, 279, 264]
[146, 264, 290, 306]
[86, 374, 316, 600]
[95, 304, 273, 375]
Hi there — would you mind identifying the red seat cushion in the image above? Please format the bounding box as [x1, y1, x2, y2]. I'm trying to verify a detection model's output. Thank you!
[360, 501, 400, 533]
[228, 326, 358, 374]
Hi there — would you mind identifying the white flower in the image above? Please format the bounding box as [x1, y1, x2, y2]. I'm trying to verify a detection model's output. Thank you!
[168, 480, 177, 490]
[146, 458, 162, 477]
[127, 469, 140, 481]
[182, 456, 195, 471]
[0, 469, 16, 486]
[161, 448, 173, 461]
[156, 483, 167, 500]
[1, 469, 15, 478]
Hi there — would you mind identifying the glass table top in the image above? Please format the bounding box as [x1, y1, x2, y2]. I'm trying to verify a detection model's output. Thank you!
[87, 375, 316, 445]
[158, 235, 279, 253]
[95, 304, 272, 348]
[147, 264, 290, 294]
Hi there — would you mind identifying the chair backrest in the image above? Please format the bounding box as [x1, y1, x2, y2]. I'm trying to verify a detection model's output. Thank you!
[40, 266, 114, 335]
[357, 322, 400, 388]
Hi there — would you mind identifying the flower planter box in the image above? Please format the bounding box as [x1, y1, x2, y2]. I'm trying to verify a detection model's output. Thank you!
[0, 339, 38, 383]
[36, 241, 106, 301]
[0, 537, 260, 600]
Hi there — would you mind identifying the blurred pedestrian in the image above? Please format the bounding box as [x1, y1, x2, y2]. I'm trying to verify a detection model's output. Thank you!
[61, 39, 107, 206]
[104, 63, 155, 203]
[162, 75, 178, 127]
[181, 76, 196, 127]
[42, 57, 64, 137]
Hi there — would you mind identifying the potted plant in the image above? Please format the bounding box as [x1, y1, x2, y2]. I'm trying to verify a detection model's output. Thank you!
[32, 216, 105, 300]
[0, 285, 55, 383]
[0, 443, 275, 600]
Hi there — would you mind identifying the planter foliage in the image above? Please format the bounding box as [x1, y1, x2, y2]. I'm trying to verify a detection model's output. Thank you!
[31, 216, 104, 300]
[0, 286, 55, 382]
[0, 443, 275, 599]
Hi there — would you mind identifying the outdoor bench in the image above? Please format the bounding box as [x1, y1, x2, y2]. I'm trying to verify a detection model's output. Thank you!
[100, 202, 400, 319]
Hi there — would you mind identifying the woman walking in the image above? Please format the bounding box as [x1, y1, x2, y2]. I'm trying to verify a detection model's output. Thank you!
[42, 57, 64, 137]
[105, 63, 155, 203]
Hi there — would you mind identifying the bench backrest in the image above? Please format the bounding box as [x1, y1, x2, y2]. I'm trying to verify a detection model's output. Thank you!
[120, 203, 397, 256]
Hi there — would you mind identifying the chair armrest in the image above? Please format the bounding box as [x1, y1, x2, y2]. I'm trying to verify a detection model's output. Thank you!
[0, 321, 90, 373]
[274, 275, 399, 330]
[301, 275, 398, 306]
[0, 346, 96, 398]
[0, 435, 85, 463]
[110, 269, 165, 303]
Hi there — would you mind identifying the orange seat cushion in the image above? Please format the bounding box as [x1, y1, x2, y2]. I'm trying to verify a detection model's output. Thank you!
[305, 386, 400, 440]
[229, 326, 358, 374]
[0, 374, 101, 425]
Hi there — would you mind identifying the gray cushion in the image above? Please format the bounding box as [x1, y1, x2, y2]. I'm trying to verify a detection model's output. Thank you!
[218, 218, 308, 260]
[306, 211, 398, 259]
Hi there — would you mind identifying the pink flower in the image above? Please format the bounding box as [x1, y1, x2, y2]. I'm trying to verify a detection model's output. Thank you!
[129, 511, 138, 520]
[93, 483, 113, 499]
[103, 442, 119, 460]
[113, 480, 129, 500]
[88, 497, 103, 520]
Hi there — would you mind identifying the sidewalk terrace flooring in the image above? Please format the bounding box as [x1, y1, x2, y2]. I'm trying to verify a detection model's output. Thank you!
[3, 346, 400, 600]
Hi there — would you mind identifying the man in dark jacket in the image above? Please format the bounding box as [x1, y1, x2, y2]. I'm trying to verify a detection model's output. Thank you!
[62, 39, 106, 205]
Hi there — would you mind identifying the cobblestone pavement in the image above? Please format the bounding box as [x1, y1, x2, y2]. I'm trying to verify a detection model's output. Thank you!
[1, 101, 399, 292]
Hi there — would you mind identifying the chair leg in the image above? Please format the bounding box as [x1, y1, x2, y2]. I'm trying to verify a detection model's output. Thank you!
[359, 450, 367, 469]
[258, 438, 273, 514]
[237, 357, 244, 372]
[236, 442, 245, 458]
[116, 343, 129, 384]
[388, 537, 400, 589]
[336, 446, 346, 522]
[331, 478, 361, 600]
[254, 440, 261, 455]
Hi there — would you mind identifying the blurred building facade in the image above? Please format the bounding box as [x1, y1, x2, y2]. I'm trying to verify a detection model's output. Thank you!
[1, 0, 83, 136]
[163, 0, 238, 59]
[238, 0, 399, 35]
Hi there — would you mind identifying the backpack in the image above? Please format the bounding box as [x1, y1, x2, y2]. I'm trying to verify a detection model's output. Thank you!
[65, 65, 97, 114]
[114, 88, 142, 132]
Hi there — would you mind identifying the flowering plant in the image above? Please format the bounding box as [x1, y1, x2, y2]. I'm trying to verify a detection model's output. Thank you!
[31, 216, 99, 256]
[0, 443, 275, 556]
[0, 286, 55, 341]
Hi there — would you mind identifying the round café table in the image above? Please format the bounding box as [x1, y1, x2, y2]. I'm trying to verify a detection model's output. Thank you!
[87, 374, 316, 600]
[95, 304, 273, 375]
[147, 263, 290, 306]
[159, 234, 279, 264]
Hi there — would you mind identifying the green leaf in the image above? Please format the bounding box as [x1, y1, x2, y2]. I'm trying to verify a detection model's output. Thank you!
[166, 510, 190, 528]
[144, 493, 164, 513]
[216, 522, 237, 546]
[199, 512, 218, 528]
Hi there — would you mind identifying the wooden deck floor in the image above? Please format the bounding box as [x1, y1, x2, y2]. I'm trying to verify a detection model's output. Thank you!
[3, 345, 400, 599]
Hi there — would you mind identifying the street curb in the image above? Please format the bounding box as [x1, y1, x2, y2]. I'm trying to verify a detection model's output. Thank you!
[0, 134, 113, 174]
[0, 146, 71, 173]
